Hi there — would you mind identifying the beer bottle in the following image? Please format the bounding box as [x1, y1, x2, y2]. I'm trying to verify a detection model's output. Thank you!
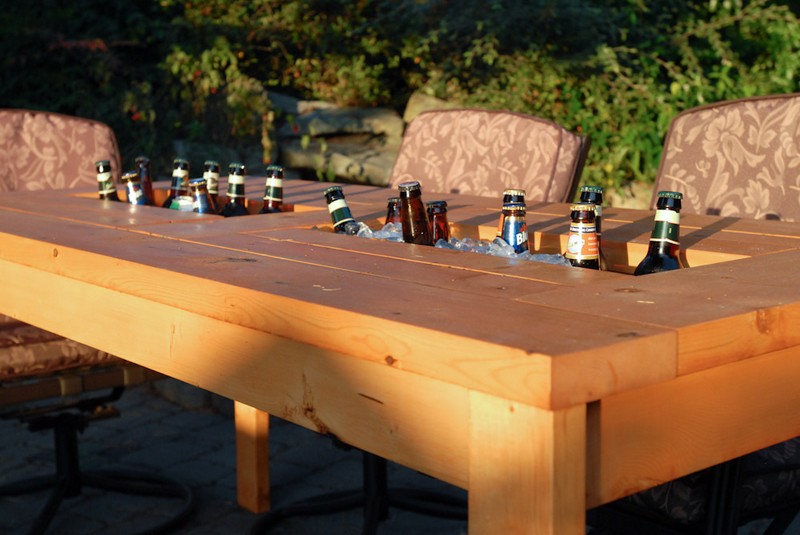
[162, 158, 190, 208]
[564, 202, 600, 270]
[189, 178, 215, 214]
[499, 203, 529, 254]
[134, 155, 155, 205]
[96, 159, 120, 201]
[385, 197, 402, 225]
[323, 185, 359, 235]
[121, 170, 147, 205]
[203, 160, 221, 209]
[398, 180, 433, 246]
[219, 162, 250, 217]
[634, 191, 685, 275]
[579, 185, 608, 270]
[427, 200, 450, 243]
[259, 165, 284, 214]
[496, 188, 526, 237]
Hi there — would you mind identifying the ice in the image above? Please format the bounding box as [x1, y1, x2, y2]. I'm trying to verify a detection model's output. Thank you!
[353, 224, 570, 266]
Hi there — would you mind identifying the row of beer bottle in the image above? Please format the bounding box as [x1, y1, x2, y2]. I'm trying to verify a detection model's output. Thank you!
[95, 158, 286, 216]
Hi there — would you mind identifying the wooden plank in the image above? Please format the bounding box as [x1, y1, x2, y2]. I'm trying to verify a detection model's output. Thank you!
[0, 225, 676, 410]
[0, 257, 473, 489]
[234, 401, 271, 513]
[588, 344, 800, 508]
[468, 391, 586, 534]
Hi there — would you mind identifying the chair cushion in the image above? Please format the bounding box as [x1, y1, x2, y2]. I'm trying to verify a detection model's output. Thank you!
[619, 437, 800, 525]
[0, 316, 119, 382]
[0, 108, 121, 193]
[388, 108, 584, 201]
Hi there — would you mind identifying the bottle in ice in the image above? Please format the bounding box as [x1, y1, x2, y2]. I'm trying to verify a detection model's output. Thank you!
[323, 185, 359, 235]
[634, 191, 684, 275]
[259, 165, 284, 214]
[219, 162, 250, 217]
[579, 185, 607, 270]
[398, 180, 432, 246]
[162, 158, 190, 208]
[96, 159, 120, 201]
[564, 202, 600, 270]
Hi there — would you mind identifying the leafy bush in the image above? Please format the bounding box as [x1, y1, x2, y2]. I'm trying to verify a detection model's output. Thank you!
[1, 0, 798, 191]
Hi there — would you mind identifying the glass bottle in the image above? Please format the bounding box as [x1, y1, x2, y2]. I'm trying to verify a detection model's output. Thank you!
[564, 202, 600, 270]
[499, 202, 529, 254]
[121, 170, 147, 205]
[634, 191, 685, 275]
[398, 180, 432, 246]
[496, 188, 526, 237]
[134, 155, 155, 205]
[580, 185, 608, 270]
[323, 185, 359, 235]
[219, 162, 250, 217]
[427, 200, 450, 244]
[189, 178, 215, 214]
[162, 158, 190, 208]
[203, 160, 221, 209]
[95, 159, 120, 201]
[259, 165, 284, 214]
[385, 197, 402, 225]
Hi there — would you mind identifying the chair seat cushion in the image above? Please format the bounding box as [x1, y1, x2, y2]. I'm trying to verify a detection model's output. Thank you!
[618, 438, 800, 525]
[0, 316, 119, 382]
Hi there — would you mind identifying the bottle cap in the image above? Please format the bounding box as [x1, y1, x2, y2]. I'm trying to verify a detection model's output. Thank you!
[229, 162, 246, 175]
[265, 165, 284, 177]
[323, 185, 343, 196]
[657, 191, 683, 200]
[503, 188, 526, 197]
[397, 180, 421, 192]
[189, 178, 207, 188]
[95, 159, 110, 168]
[120, 171, 138, 182]
[203, 160, 220, 169]
[426, 200, 447, 209]
[173, 158, 189, 167]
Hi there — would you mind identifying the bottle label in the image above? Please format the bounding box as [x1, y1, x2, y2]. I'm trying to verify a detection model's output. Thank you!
[565, 222, 599, 260]
[227, 175, 245, 198]
[327, 198, 354, 225]
[96, 171, 112, 183]
[501, 215, 529, 253]
[263, 177, 283, 201]
[650, 209, 680, 245]
[127, 183, 145, 204]
[203, 171, 219, 194]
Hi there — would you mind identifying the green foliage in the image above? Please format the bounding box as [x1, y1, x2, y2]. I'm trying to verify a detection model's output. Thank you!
[1, 0, 799, 192]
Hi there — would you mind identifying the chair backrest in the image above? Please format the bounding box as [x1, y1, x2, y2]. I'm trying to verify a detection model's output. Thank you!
[652, 92, 800, 221]
[0, 109, 121, 193]
[388, 108, 589, 202]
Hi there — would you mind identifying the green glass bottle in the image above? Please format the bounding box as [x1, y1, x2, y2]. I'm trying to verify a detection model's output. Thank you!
[634, 191, 685, 275]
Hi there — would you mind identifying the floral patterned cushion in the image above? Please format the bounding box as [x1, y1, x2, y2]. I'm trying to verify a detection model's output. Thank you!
[653, 93, 800, 221]
[0, 109, 124, 391]
[389, 108, 587, 201]
[0, 108, 121, 192]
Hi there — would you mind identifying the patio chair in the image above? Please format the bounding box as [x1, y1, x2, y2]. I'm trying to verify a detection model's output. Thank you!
[589, 92, 800, 535]
[249, 108, 590, 535]
[389, 107, 590, 201]
[0, 108, 193, 534]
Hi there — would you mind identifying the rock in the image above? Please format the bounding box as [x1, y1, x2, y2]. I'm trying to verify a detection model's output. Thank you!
[402, 91, 458, 123]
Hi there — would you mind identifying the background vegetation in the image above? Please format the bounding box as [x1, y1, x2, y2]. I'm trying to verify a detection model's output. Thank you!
[2, 0, 799, 194]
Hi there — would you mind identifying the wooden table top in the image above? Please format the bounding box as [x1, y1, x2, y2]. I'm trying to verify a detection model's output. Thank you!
[2, 178, 800, 414]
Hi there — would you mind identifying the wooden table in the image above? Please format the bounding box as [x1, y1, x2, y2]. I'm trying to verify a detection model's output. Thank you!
[2, 179, 800, 534]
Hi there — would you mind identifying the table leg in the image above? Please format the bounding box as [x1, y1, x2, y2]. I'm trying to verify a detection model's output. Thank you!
[234, 401, 271, 513]
[468, 391, 586, 534]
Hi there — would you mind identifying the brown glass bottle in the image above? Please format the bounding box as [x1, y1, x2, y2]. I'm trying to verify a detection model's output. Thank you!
[634, 191, 685, 275]
[398, 181, 432, 246]
[134, 155, 155, 205]
[189, 178, 215, 214]
[219, 162, 249, 217]
[579, 185, 608, 270]
[162, 158, 190, 208]
[496, 188, 526, 237]
[426, 200, 450, 243]
[385, 197, 401, 225]
[96, 160, 120, 201]
[259, 165, 284, 214]
[564, 202, 600, 269]
[121, 170, 147, 205]
[203, 160, 221, 209]
[323, 185, 359, 235]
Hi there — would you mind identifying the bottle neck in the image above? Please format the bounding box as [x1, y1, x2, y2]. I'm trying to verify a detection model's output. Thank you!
[226, 175, 246, 205]
[649, 208, 681, 245]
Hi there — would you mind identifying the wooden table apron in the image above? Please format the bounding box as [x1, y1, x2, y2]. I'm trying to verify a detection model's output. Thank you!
[2, 180, 800, 534]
